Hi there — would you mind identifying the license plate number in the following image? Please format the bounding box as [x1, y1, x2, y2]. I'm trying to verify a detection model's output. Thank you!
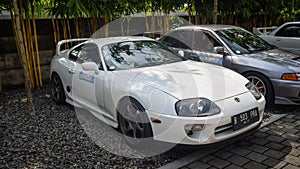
[232, 108, 259, 131]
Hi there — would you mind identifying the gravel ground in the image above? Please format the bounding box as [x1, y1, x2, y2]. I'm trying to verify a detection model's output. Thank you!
[0, 84, 196, 169]
[0, 84, 297, 169]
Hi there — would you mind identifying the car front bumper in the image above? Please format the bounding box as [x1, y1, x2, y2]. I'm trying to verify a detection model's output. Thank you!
[271, 79, 300, 105]
[146, 92, 265, 145]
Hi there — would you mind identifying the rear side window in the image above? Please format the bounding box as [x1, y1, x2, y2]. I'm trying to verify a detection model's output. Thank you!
[69, 45, 83, 61]
[161, 30, 193, 49]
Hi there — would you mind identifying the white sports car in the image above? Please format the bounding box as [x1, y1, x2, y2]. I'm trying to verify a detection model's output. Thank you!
[50, 36, 265, 146]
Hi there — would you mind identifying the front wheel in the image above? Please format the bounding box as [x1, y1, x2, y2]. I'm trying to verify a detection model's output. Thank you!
[118, 98, 153, 149]
[244, 72, 274, 106]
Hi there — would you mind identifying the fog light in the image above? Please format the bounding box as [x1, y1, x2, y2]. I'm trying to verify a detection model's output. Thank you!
[185, 124, 205, 131]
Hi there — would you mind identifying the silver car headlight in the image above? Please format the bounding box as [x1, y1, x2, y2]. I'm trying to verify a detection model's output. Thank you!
[175, 98, 221, 117]
[246, 82, 262, 100]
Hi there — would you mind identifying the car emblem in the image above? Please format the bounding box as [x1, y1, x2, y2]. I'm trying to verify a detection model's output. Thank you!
[234, 97, 240, 103]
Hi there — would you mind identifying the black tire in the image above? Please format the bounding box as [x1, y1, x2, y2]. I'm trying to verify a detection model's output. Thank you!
[117, 97, 153, 149]
[51, 73, 66, 104]
[244, 72, 274, 106]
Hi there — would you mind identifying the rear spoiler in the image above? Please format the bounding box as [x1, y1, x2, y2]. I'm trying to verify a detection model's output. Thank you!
[56, 38, 90, 55]
[253, 26, 277, 35]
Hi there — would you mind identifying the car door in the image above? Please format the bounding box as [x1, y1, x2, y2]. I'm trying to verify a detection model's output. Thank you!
[272, 24, 300, 50]
[71, 43, 105, 112]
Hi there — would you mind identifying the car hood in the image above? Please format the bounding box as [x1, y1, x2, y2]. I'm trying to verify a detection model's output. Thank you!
[245, 49, 300, 69]
[113, 60, 249, 101]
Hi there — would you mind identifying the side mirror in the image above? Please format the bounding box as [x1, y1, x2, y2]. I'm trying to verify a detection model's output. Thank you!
[82, 62, 99, 74]
[213, 46, 224, 54]
[178, 50, 185, 57]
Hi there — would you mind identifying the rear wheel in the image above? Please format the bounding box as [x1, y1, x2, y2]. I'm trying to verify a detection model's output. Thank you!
[244, 72, 274, 105]
[51, 73, 66, 104]
[118, 98, 153, 148]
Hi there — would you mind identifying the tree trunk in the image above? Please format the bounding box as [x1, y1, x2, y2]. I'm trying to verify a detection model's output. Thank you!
[13, 0, 36, 116]
[213, 0, 218, 24]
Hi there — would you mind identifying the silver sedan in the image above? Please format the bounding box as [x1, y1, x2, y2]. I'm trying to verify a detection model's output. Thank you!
[159, 25, 300, 105]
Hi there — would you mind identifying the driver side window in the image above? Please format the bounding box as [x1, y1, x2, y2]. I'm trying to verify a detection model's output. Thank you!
[69, 43, 103, 70]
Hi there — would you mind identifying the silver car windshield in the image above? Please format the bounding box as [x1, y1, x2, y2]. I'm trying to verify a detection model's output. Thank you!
[216, 28, 274, 54]
[102, 41, 183, 70]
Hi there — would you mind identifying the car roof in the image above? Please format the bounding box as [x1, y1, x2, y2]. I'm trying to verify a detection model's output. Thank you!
[175, 24, 241, 31]
[88, 36, 154, 46]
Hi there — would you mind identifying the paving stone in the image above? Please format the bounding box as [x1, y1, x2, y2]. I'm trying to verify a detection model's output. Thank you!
[283, 155, 300, 166]
[281, 123, 298, 129]
[265, 141, 285, 150]
[227, 155, 250, 166]
[283, 164, 299, 169]
[273, 121, 283, 125]
[186, 160, 211, 169]
[282, 133, 299, 141]
[213, 150, 233, 160]
[201, 155, 215, 163]
[224, 164, 243, 169]
[264, 149, 287, 159]
[259, 127, 269, 133]
[231, 147, 251, 156]
[252, 131, 268, 138]
[249, 137, 269, 146]
[286, 115, 296, 119]
[272, 130, 286, 136]
[247, 144, 269, 153]
[180, 167, 190, 169]
[262, 157, 280, 167]
[243, 161, 268, 169]
[282, 118, 296, 123]
[281, 140, 300, 149]
[281, 128, 299, 134]
[246, 152, 268, 163]
[266, 135, 286, 143]
[289, 148, 300, 157]
[207, 157, 230, 169]
[273, 161, 288, 169]
[282, 147, 292, 154]
[224, 144, 236, 151]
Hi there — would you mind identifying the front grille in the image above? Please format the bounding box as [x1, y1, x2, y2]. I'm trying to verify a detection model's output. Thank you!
[215, 123, 233, 136]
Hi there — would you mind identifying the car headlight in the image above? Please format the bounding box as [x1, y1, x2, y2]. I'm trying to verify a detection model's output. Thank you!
[246, 82, 262, 100]
[175, 98, 221, 117]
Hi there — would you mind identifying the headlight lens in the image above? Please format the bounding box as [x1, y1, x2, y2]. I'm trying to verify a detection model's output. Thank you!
[175, 98, 221, 117]
[246, 82, 262, 100]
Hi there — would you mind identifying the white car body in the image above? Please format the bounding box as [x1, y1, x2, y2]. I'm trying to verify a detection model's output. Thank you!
[256, 22, 300, 51]
[50, 36, 265, 145]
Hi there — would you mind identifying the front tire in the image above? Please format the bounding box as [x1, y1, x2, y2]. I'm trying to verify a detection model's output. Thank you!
[244, 72, 274, 106]
[117, 98, 153, 149]
[51, 73, 66, 104]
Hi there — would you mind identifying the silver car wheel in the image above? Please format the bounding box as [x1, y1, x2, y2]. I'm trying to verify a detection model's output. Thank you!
[247, 75, 267, 96]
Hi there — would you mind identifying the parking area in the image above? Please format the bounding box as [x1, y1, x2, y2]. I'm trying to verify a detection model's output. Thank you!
[0, 84, 299, 169]
[161, 108, 300, 169]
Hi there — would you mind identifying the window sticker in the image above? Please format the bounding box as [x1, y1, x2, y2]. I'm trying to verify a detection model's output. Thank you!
[79, 71, 95, 84]
[199, 55, 206, 61]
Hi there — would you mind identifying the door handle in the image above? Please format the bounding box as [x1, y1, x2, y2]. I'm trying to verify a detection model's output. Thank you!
[276, 39, 282, 41]
[68, 69, 74, 74]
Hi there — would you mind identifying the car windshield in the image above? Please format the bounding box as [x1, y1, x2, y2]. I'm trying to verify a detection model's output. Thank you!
[102, 40, 183, 70]
[216, 28, 274, 54]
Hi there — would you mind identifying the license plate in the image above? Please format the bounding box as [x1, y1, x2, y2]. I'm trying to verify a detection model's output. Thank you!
[232, 108, 259, 131]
